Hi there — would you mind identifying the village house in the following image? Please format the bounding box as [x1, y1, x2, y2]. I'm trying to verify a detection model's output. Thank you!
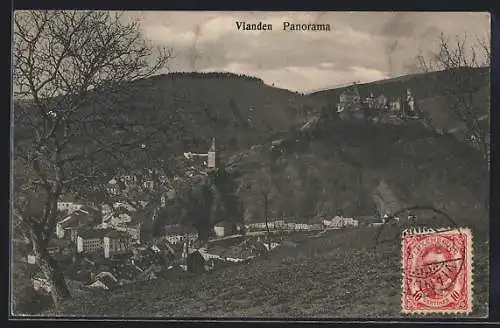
[214, 222, 225, 237]
[247, 219, 294, 231]
[273, 220, 285, 228]
[56, 194, 88, 213]
[124, 207, 158, 244]
[325, 216, 359, 228]
[57, 202, 84, 214]
[33, 274, 89, 296]
[106, 178, 120, 195]
[77, 228, 134, 258]
[93, 271, 119, 284]
[32, 276, 52, 294]
[102, 202, 138, 216]
[271, 138, 285, 151]
[294, 223, 310, 230]
[108, 256, 144, 281]
[101, 201, 149, 230]
[186, 249, 220, 273]
[47, 239, 74, 255]
[103, 230, 134, 259]
[106, 171, 140, 195]
[24, 238, 75, 265]
[161, 224, 198, 244]
[85, 273, 119, 291]
[310, 223, 323, 230]
[248, 222, 269, 230]
[213, 221, 243, 237]
[26, 253, 36, 265]
[263, 242, 280, 251]
[56, 207, 100, 240]
[120, 174, 138, 185]
[77, 230, 104, 254]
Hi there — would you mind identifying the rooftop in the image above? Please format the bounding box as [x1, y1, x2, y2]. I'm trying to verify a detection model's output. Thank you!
[58, 208, 99, 228]
[162, 224, 198, 235]
[48, 239, 73, 248]
[79, 228, 130, 240]
[128, 208, 156, 228]
[93, 274, 119, 288]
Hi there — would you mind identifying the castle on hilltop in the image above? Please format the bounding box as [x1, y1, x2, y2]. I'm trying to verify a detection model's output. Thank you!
[336, 82, 422, 121]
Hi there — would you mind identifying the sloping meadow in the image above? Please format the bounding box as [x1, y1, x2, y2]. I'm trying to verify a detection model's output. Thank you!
[52, 225, 488, 318]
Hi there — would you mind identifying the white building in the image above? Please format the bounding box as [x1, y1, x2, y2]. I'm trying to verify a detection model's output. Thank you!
[324, 216, 359, 228]
[57, 202, 84, 214]
[161, 225, 198, 244]
[77, 233, 103, 254]
[103, 232, 133, 259]
[77, 229, 133, 258]
[33, 277, 52, 293]
[213, 221, 235, 237]
[295, 223, 310, 230]
[107, 178, 120, 195]
[214, 225, 225, 237]
[27, 254, 36, 264]
[165, 235, 184, 244]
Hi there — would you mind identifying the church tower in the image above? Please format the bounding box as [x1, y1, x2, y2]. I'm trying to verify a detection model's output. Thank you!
[207, 137, 217, 168]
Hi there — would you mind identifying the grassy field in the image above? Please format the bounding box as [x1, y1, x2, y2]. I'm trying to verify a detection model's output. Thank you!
[50, 222, 489, 319]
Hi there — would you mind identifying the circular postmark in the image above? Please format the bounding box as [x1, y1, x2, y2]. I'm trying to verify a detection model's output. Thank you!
[373, 205, 459, 251]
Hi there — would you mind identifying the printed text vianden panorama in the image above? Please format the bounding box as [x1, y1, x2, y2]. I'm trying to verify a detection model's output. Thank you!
[235, 21, 332, 31]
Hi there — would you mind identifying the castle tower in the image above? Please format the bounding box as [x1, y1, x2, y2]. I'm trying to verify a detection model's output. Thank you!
[207, 137, 217, 168]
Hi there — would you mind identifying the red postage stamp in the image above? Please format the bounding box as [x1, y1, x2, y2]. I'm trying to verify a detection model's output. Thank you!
[401, 228, 473, 314]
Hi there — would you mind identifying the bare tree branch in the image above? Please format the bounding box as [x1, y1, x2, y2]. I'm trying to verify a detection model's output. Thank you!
[416, 32, 490, 161]
[12, 10, 173, 306]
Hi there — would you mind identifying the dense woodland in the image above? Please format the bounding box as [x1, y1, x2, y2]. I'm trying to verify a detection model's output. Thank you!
[14, 68, 490, 232]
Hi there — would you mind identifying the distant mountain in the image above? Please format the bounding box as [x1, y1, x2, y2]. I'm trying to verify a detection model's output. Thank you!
[123, 72, 320, 154]
[14, 70, 489, 227]
[13, 72, 320, 156]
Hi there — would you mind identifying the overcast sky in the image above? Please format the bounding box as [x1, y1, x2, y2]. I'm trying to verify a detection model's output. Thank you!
[126, 11, 490, 93]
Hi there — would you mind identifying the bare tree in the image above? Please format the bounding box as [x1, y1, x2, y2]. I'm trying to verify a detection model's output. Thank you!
[12, 10, 172, 307]
[416, 32, 490, 161]
[252, 166, 273, 247]
[250, 149, 284, 248]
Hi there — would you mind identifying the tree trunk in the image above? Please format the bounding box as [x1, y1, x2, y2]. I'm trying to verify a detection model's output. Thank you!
[34, 241, 71, 308]
[196, 223, 210, 244]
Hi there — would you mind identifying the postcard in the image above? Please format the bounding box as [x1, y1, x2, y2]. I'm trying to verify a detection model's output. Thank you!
[11, 10, 490, 319]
